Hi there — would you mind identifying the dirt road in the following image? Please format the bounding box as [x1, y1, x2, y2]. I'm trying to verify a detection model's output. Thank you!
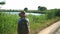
[37, 21, 60, 34]
[52, 26, 60, 34]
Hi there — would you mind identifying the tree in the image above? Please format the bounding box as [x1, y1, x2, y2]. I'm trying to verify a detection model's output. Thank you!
[24, 7, 28, 12]
[38, 6, 41, 11]
[38, 6, 47, 11]
[40, 7, 47, 11]
[0, 2, 5, 5]
[0, 2, 5, 9]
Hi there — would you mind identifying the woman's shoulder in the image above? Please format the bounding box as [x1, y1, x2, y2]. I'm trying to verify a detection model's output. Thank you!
[25, 18, 29, 22]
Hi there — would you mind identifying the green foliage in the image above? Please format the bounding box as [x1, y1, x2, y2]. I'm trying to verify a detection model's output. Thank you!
[27, 14, 48, 34]
[45, 10, 55, 19]
[38, 6, 41, 11]
[0, 9, 44, 14]
[0, 8, 60, 34]
[0, 12, 18, 34]
[38, 6, 47, 11]
[0, 2, 5, 5]
[24, 7, 28, 12]
[55, 9, 60, 17]
[0, 12, 47, 34]
[45, 9, 60, 19]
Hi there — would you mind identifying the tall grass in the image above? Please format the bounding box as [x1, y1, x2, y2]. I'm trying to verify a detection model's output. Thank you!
[0, 9, 60, 34]
[0, 12, 48, 34]
[0, 12, 18, 34]
[45, 9, 60, 19]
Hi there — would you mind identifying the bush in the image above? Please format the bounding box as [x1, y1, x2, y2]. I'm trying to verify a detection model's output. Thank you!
[55, 9, 60, 17]
[45, 9, 60, 19]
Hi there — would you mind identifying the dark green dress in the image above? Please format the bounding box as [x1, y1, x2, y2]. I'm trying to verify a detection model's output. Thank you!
[18, 18, 29, 34]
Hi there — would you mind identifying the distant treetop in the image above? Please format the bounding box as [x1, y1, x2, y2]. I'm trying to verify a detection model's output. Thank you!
[0, 2, 5, 5]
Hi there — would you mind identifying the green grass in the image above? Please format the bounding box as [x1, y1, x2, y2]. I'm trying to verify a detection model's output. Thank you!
[0, 11, 60, 34]
[0, 12, 18, 34]
[27, 15, 59, 34]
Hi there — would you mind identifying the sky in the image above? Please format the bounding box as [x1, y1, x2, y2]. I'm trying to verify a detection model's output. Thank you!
[0, 0, 60, 10]
[0, 0, 4, 2]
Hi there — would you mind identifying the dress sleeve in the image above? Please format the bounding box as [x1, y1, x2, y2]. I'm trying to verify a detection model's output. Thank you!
[26, 18, 29, 23]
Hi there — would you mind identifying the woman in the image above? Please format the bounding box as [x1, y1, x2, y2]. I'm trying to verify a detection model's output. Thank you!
[18, 11, 30, 34]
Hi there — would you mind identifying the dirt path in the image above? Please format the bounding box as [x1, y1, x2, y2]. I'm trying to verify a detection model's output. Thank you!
[52, 26, 60, 34]
[37, 21, 60, 34]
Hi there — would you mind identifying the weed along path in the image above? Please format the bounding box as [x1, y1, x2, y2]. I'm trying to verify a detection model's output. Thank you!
[37, 21, 60, 34]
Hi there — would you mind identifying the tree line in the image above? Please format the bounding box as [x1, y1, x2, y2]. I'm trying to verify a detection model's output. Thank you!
[24, 6, 47, 12]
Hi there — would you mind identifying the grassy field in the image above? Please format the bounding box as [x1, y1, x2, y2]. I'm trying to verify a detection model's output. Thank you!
[28, 15, 59, 34]
[0, 12, 18, 34]
[0, 9, 60, 34]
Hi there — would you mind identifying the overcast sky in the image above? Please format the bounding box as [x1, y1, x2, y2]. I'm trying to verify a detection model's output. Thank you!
[0, 0, 60, 10]
[0, 0, 4, 2]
